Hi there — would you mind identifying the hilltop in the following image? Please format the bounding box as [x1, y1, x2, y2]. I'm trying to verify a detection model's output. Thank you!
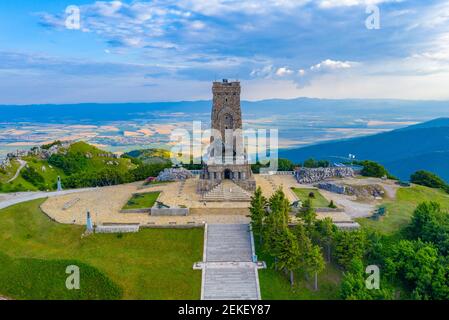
[0, 141, 171, 192]
[124, 148, 171, 165]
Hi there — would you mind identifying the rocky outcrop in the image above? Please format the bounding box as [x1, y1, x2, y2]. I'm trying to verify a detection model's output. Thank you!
[295, 167, 354, 184]
[317, 182, 347, 194]
[318, 182, 385, 198]
[28, 141, 71, 159]
[0, 157, 11, 170]
[156, 167, 193, 182]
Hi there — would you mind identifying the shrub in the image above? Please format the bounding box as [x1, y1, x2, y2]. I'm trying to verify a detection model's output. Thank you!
[130, 163, 171, 181]
[328, 200, 337, 209]
[48, 152, 88, 175]
[410, 170, 448, 192]
[303, 158, 330, 168]
[21, 166, 44, 186]
[360, 160, 388, 178]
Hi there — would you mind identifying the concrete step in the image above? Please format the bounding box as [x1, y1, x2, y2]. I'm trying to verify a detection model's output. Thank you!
[202, 180, 252, 202]
[203, 267, 259, 300]
[206, 224, 252, 262]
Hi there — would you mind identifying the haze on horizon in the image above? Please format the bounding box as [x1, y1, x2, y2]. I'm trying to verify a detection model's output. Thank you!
[1, 0, 449, 105]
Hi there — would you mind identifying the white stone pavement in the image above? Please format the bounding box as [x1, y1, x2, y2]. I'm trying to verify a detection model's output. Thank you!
[197, 224, 262, 300]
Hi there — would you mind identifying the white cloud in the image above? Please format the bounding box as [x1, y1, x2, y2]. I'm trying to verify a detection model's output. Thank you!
[250, 65, 275, 78]
[177, 0, 310, 16]
[275, 67, 294, 76]
[310, 59, 355, 71]
[318, 0, 402, 9]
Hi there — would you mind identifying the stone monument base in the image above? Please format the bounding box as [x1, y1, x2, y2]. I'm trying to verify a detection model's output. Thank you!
[198, 164, 256, 193]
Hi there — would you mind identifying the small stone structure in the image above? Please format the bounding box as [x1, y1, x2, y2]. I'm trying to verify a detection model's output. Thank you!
[295, 167, 355, 184]
[156, 167, 193, 182]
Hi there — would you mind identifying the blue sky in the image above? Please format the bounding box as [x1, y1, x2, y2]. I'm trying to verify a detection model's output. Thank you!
[0, 0, 449, 104]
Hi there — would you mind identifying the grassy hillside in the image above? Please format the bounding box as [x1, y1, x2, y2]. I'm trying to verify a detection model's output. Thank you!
[0, 141, 173, 192]
[358, 185, 449, 235]
[124, 148, 171, 165]
[0, 199, 203, 300]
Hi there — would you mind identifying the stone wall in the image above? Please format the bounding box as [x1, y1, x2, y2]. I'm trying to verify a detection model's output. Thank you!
[120, 208, 151, 214]
[295, 167, 355, 184]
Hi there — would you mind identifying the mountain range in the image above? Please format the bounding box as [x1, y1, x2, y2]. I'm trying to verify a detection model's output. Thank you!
[279, 118, 449, 182]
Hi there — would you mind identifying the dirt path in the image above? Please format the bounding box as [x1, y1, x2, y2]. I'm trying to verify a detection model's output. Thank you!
[7, 159, 26, 183]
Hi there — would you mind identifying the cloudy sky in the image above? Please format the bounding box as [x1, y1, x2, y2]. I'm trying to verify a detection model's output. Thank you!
[0, 0, 448, 104]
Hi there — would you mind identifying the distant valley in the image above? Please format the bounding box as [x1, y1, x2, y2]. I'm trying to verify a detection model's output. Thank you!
[1, 98, 448, 160]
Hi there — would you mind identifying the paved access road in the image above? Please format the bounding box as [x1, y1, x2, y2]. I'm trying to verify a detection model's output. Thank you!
[0, 188, 95, 210]
[7, 159, 27, 183]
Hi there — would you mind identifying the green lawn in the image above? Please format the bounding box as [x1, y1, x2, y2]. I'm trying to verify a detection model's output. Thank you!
[122, 192, 161, 210]
[0, 199, 203, 300]
[256, 242, 342, 300]
[357, 185, 449, 235]
[292, 188, 330, 208]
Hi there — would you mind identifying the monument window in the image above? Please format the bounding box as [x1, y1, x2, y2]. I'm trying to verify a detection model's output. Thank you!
[223, 113, 233, 130]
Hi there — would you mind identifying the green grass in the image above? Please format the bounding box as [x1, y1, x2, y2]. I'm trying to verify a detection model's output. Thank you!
[256, 242, 342, 300]
[122, 192, 161, 210]
[0, 253, 122, 300]
[0, 199, 203, 300]
[357, 185, 449, 235]
[292, 188, 330, 208]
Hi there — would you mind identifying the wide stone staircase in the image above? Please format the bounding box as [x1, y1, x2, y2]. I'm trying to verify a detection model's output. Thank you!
[202, 180, 253, 202]
[203, 266, 260, 300]
[200, 224, 261, 300]
[206, 224, 252, 262]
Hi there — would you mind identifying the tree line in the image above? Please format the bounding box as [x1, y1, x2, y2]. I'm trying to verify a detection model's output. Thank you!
[250, 187, 449, 299]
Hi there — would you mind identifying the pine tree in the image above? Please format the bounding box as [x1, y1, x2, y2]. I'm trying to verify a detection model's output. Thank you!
[297, 198, 317, 232]
[304, 244, 325, 291]
[263, 188, 291, 269]
[249, 186, 267, 244]
[277, 228, 301, 287]
[315, 217, 336, 262]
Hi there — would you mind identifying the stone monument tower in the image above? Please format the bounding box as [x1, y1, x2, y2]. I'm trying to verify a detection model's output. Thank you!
[198, 80, 256, 194]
